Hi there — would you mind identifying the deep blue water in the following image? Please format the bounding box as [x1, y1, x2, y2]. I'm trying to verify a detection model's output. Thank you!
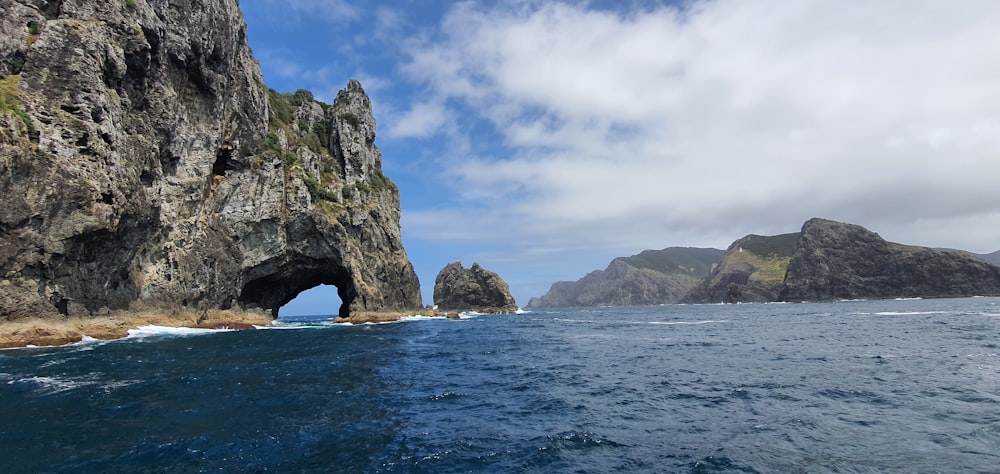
[2, 298, 1000, 473]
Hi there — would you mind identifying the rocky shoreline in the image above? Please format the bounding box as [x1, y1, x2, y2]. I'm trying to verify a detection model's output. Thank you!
[0, 309, 274, 349]
[0, 309, 466, 348]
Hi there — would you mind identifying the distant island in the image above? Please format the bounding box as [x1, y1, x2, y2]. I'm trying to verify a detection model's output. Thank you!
[526, 247, 723, 308]
[529, 218, 1000, 307]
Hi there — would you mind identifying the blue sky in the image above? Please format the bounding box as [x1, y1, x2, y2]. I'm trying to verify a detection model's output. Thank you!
[240, 1, 1000, 316]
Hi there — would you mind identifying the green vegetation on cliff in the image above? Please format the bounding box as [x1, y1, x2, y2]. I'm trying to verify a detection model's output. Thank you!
[738, 232, 799, 258]
[621, 247, 723, 276]
[0, 75, 35, 141]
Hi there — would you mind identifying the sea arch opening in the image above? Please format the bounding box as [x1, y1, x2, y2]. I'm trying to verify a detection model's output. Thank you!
[237, 262, 356, 320]
[278, 284, 343, 320]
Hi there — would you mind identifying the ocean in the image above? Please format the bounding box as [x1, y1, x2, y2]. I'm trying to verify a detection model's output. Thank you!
[2, 298, 999, 473]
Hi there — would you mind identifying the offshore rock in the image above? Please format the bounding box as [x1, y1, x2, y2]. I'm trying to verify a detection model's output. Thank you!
[680, 233, 799, 304]
[778, 218, 1000, 301]
[433, 262, 518, 313]
[0, 0, 422, 334]
[528, 247, 723, 308]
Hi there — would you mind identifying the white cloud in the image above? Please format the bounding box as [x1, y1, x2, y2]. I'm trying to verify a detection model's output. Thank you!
[386, 101, 450, 139]
[399, 0, 1000, 255]
[268, 0, 361, 23]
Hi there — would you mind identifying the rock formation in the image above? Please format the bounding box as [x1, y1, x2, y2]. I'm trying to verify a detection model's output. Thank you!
[681, 218, 1000, 303]
[778, 218, 1000, 301]
[0, 0, 422, 336]
[680, 234, 799, 304]
[433, 262, 518, 313]
[528, 247, 723, 308]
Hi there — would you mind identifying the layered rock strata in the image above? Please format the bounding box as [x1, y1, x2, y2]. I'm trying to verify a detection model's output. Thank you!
[433, 262, 518, 314]
[0, 0, 422, 344]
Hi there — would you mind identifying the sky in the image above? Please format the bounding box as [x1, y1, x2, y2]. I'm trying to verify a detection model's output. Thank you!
[239, 0, 1000, 316]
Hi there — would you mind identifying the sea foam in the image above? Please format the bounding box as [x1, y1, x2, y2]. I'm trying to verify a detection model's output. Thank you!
[126, 325, 234, 339]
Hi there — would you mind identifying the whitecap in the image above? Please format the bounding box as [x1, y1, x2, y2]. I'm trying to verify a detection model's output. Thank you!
[554, 318, 593, 323]
[126, 325, 234, 339]
[872, 311, 949, 316]
[399, 315, 443, 322]
[648, 320, 730, 325]
[16, 375, 86, 394]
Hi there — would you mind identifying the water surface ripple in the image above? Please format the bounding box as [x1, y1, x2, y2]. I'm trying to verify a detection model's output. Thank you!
[2, 298, 1000, 472]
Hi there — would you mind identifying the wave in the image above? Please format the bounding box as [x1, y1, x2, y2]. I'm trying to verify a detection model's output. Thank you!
[554, 318, 594, 324]
[7, 373, 140, 395]
[855, 311, 951, 316]
[126, 325, 235, 339]
[647, 319, 729, 325]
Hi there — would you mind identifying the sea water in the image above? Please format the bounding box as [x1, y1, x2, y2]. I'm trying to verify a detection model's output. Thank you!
[2, 298, 999, 472]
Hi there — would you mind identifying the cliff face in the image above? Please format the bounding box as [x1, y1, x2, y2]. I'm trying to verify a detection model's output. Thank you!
[528, 247, 724, 308]
[779, 218, 1000, 301]
[681, 219, 1000, 304]
[680, 233, 799, 304]
[433, 262, 517, 313]
[0, 0, 421, 322]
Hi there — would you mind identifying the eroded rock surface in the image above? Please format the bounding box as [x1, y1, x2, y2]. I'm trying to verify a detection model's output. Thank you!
[0, 0, 421, 326]
[433, 262, 517, 313]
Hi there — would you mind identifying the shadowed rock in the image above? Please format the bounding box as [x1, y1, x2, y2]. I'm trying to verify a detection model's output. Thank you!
[681, 218, 1000, 303]
[779, 218, 1000, 301]
[433, 262, 518, 313]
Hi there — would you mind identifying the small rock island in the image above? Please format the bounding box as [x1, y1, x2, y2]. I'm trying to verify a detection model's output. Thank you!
[433, 262, 518, 314]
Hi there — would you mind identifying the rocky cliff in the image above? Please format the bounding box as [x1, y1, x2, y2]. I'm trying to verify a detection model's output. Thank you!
[779, 218, 1000, 301]
[433, 262, 517, 313]
[681, 219, 1000, 304]
[680, 233, 799, 304]
[0, 0, 422, 335]
[528, 247, 724, 308]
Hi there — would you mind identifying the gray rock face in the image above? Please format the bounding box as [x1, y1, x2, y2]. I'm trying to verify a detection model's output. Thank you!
[528, 247, 724, 308]
[433, 262, 517, 313]
[779, 218, 1000, 301]
[0, 0, 421, 321]
[682, 218, 1000, 304]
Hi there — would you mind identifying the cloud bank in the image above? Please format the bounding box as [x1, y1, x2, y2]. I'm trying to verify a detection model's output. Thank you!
[397, 0, 1000, 255]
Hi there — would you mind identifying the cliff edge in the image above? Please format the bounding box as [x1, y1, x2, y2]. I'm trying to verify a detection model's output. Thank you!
[779, 218, 1000, 301]
[681, 218, 1000, 304]
[0, 0, 422, 344]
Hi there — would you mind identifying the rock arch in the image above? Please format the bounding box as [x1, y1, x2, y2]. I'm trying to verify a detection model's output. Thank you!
[0, 1, 424, 326]
[238, 261, 355, 319]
